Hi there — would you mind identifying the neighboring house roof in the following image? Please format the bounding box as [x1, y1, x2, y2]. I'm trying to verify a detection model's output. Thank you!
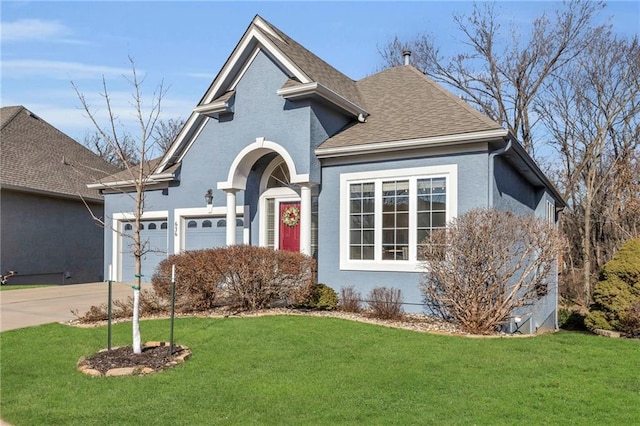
[0, 106, 119, 201]
[87, 158, 180, 191]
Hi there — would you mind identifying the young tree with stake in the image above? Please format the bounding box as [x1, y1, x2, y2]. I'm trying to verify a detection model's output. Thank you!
[72, 56, 167, 354]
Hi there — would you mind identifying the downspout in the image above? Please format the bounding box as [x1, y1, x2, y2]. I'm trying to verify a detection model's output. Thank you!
[488, 138, 512, 208]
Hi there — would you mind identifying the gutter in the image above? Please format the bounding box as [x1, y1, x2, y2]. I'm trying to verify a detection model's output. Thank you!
[488, 137, 512, 208]
[316, 129, 508, 159]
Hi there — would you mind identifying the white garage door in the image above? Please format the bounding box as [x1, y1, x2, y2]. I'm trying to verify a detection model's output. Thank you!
[120, 219, 168, 283]
[184, 217, 244, 251]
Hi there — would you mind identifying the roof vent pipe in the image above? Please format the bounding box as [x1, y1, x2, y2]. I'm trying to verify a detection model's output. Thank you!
[402, 50, 411, 66]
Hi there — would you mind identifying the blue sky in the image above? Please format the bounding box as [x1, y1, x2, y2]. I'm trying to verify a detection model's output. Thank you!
[2, 1, 639, 143]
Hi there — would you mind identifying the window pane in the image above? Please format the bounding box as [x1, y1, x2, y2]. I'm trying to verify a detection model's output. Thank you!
[350, 246, 361, 260]
[350, 199, 362, 214]
[382, 230, 395, 244]
[362, 230, 375, 244]
[362, 182, 374, 198]
[350, 183, 362, 199]
[362, 198, 375, 213]
[397, 212, 409, 228]
[362, 246, 374, 260]
[432, 194, 446, 210]
[350, 230, 361, 245]
[417, 212, 430, 227]
[417, 177, 447, 258]
[397, 229, 408, 244]
[349, 182, 375, 260]
[432, 178, 446, 194]
[417, 229, 430, 242]
[202, 220, 212, 228]
[362, 214, 375, 228]
[432, 212, 447, 228]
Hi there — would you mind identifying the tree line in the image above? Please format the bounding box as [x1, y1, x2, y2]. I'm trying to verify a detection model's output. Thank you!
[380, 0, 639, 307]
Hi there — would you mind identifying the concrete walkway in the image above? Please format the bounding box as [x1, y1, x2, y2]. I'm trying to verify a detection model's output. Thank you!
[0, 282, 137, 332]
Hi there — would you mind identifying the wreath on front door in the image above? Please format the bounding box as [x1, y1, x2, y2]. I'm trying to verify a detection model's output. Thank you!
[282, 206, 300, 227]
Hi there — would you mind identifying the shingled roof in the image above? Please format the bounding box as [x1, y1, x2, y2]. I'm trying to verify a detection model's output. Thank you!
[318, 65, 503, 151]
[1, 106, 119, 201]
[258, 16, 364, 109]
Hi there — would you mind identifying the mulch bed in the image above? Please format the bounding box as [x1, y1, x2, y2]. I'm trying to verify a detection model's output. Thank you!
[81, 344, 188, 375]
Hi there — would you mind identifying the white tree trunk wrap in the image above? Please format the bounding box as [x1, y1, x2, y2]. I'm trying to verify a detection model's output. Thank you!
[132, 288, 142, 354]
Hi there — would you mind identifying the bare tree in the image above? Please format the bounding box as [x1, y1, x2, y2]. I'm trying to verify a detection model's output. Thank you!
[83, 130, 139, 169]
[153, 117, 185, 154]
[535, 33, 640, 305]
[72, 56, 167, 354]
[379, 1, 606, 155]
[420, 209, 564, 334]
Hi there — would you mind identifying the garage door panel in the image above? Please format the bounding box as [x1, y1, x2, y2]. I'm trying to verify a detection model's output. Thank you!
[120, 220, 167, 283]
[184, 217, 243, 251]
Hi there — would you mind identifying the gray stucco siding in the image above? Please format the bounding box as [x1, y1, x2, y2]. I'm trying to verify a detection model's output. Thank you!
[492, 156, 539, 215]
[179, 50, 312, 206]
[316, 151, 490, 313]
[1, 189, 104, 284]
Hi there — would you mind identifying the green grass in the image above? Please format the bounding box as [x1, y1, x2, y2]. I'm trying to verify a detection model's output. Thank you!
[1, 316, 639, 425]
[0, 284, 55, 291]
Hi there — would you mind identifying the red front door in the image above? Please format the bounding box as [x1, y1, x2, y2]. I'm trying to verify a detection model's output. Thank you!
[279, 202, 301, 252]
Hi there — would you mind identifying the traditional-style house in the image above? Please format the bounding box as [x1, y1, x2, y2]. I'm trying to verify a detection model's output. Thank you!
[91, 16, 564, 333]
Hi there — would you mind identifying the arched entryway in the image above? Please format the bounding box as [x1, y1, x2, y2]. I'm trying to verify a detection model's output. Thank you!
[217, 137, 316, 255]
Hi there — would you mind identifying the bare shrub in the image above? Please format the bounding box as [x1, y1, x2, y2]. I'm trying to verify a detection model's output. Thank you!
[420, 208, 565, 334]
[621, 302, 640, 338]
[72, 289, 167, 323]
[212, 245, 316, 311]
[339, 285, 363, 313]
[153, 250, 224, 312]
[367, 287, 404, 320]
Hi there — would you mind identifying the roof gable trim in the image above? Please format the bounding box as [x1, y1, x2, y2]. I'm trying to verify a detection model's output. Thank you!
[202, 27, 311, 106]
[277, 82, 368, 118]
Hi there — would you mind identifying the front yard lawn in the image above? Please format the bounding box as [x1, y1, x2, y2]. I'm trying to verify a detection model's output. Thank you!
[1, 316, 638, 425]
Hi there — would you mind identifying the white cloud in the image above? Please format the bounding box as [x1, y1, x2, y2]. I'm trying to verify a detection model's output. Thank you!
[1, 60, 136, 80]
[0, 19, 79, 43]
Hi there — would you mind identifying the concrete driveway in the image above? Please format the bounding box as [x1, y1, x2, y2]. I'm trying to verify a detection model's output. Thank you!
[0, 282, 137, 332]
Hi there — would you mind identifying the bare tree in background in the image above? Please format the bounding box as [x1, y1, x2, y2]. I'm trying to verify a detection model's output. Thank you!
[420, 209, 564, 334]
[83, 130, 139, 169]
[379, 1, 605, 156]
[535, 33, 640, 305]
[153, 117, 185, 154]
[72, 56, 167, 354]
[381, 1, 639, 306]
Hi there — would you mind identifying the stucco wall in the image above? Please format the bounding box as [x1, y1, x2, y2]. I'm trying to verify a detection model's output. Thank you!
[1, 189, 104, 284]
[103, 49, 349, 277]
[316, 151, 490, 313]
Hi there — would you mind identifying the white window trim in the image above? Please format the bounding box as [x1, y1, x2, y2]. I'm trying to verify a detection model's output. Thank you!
[174, 205, 248, 253]
[111, 210, 169, 282]
[339, 165, 458, 272]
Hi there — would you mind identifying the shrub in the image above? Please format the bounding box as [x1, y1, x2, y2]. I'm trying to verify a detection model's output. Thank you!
[585, 238, 640, 333]
[621, 301, 640, 338]
[73, 289, 167, 322]
[153, 250, 225, 312]
[210, 245, 315, 311]
[153, 246, 316, 312]
[420, 208, 564, 334]
[367, 287, 404, 320]
[303, 283, 338, 310]
[339, 285, 362, 313]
